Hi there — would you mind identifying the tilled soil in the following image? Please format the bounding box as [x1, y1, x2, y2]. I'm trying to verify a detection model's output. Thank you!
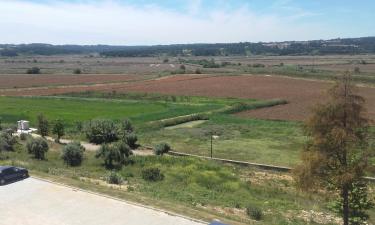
[1, 74, 374, 121]
[0, 74, 143, 89]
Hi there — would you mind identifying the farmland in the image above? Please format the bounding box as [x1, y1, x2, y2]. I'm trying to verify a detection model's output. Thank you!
[0, 74, 145, 89]
[2, 74, 374, 122]
[1, 54, 375, 225]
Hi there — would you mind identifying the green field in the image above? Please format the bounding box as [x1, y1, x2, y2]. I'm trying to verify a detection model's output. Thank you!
[0, 96, 223, 127]
[1, 93, 375, 224]
[141, 115, 305, 167]
[0, 95, 305, 167]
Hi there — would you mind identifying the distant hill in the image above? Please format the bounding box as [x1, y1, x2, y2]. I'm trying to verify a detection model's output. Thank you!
[1, 37, 375, 57]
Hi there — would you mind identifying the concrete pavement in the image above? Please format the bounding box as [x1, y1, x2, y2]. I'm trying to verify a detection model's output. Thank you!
[0, 178, 206, 225]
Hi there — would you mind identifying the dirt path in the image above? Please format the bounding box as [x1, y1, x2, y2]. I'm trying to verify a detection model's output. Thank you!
[30, 133, 153, 156]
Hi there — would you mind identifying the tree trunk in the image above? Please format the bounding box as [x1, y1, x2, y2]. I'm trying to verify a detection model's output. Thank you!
[343, 185, 349, 225]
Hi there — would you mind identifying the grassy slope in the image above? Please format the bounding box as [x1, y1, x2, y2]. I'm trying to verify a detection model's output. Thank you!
[0, 142, 339, 225]
[0, 95, 304, 166]
[141, 115, 305, 167]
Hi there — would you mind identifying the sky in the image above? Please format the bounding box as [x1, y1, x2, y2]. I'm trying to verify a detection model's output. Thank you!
[0, 0, 374, 45]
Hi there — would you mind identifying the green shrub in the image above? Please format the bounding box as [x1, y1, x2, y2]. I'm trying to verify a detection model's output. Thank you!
[252, 63, 265, 68]
[0, 132, 17, 151]
[195, 68, 202, 74]
[52, 119, 65, 142]
[154, 113, 208, 128]
[73, 68, 82, 74]
[141, 168, 164, 182]
[154, 143, 171, 155]
[37, 113, 49, 137]
[246, 205, 263, 221]
[84, 119, 118, 144]
[106, 171, 123, 184]
[124, 133, 138, 149]
[61, 142, 85, 166]
[120, 119, 134, 134]
[26, 137, 49, 160]
[96, 141, 132, 168]
[19, 133, 29, 141]
[26, 67, 41, 74]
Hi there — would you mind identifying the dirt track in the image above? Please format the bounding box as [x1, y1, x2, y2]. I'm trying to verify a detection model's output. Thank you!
[1, 74, 374, 121]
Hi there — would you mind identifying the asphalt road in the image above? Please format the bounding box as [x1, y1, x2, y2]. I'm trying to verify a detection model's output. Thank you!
[0, 178, 205, 225]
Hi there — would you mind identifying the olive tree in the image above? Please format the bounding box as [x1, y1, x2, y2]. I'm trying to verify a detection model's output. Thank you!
[84, 119, 118, 144]
[37, 113, 49, 137]
[95, 141, 132, 168]
[62, 142, 85, 166]
[52, 119, 65, 143]
[27, 138, 49, 160]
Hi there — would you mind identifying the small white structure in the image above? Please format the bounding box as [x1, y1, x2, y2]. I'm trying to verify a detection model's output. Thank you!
[16, 120, 36, 134]
[17, 120, 30, 131]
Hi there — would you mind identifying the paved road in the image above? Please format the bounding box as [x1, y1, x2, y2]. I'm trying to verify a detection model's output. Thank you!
[0, 178, 205, 225]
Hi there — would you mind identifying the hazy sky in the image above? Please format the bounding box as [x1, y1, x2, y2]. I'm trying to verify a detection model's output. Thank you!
[0, 0, 374, 45]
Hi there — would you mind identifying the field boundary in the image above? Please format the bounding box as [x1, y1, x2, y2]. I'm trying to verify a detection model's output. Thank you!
[168, 151, 292, 172]
[150, 99, 288, 128]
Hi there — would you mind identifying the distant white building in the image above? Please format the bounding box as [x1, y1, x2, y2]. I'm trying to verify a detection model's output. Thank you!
[17, 120, 29, 131]
[17, 120, 36, 134]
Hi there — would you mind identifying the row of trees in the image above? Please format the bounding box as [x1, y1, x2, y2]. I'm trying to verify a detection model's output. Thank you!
[2, 37, 375, 57]
[26, 67, 82, 74]
[34, 115, 171, 169]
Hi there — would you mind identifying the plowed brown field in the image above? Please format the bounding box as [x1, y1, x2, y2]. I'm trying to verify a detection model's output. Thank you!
[1, 74, 374, 121]
[0, 74, 142, 89]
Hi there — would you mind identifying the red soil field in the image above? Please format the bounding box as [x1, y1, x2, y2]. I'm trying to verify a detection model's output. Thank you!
[0, 74, 143, 89]
[118, 75, 375, 121]
[1, 74, 374, 121]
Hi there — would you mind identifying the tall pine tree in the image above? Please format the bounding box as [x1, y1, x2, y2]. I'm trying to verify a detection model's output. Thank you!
[295, 73, 373, 225]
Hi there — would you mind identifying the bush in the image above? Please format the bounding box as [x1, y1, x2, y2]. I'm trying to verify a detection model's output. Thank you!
[96, 141, 132, 168]
[84, 119, 118, 144]
[106, 171, 123, 184]
[26, 67, 41, 74]
[195, 68, 202, 74]
[19, 133, 29, 141]
[141, 168, 164, 182]
[252, 63, 265, 68]
[120, 119, 134, 134]
[26, 138, 49, 160]
[73, 68, 82, 74]
[61, 142, 85, 166]
[52, 119, 65, 142]
[124, 133, 138, 149]
[246, 205, 263, 221]
[154, 143, 171, 156]
[37, 113, 49, 137]
[0, 132, 17, 151]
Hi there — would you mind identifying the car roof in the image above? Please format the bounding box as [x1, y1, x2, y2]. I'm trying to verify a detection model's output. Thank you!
[0, 166, 13, 171]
